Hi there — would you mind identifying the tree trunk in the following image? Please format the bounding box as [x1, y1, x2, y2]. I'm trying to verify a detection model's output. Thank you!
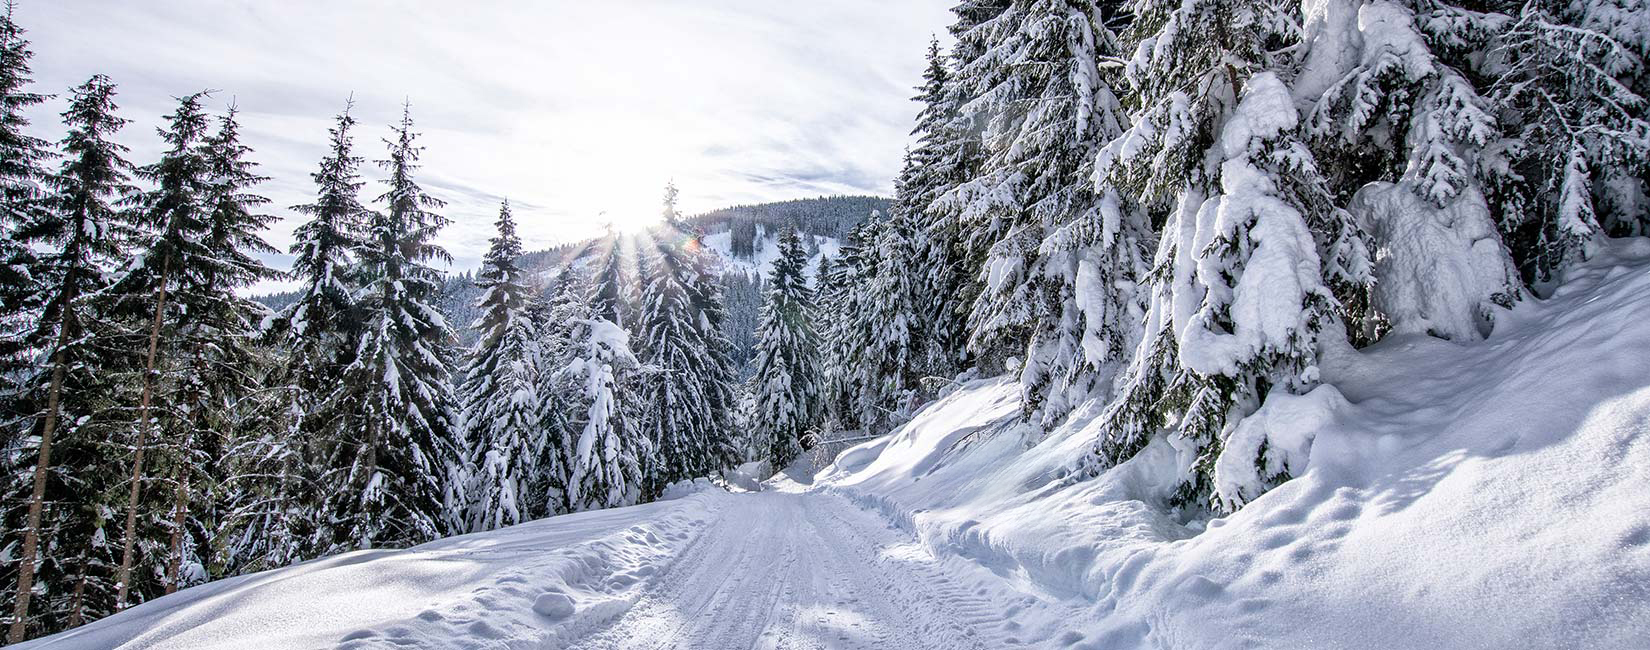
[7, 347, 68, 643]
[67, 556, 88, 628]
[7, 275, 81, 643]
[164, 383, 201, 595]
[164, 464, 189, 594]
[115, 257, 170, 610]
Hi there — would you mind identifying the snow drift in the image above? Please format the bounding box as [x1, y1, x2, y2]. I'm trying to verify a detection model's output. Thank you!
[818, 238, 1650, 648]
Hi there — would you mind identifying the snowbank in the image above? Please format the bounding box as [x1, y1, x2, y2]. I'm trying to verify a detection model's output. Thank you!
[15, 494, 723, 650]
[818, 238, 1650, 648]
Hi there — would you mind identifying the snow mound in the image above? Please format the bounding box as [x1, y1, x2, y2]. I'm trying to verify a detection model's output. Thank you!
[819, 237, 1650, 649]
[15, 494, 722, 650]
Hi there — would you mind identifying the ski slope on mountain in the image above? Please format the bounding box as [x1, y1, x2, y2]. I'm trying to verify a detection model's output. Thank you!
[19, 240, 1650, 649]
[699, 227, 840, 278]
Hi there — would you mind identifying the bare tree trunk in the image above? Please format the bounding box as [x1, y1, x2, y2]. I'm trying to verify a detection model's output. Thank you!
[66, 555, 88, 628]
[7, 274, 82, 644]
[163, 465, 189, 594]
[7, 347, 68, 643]
[115, 257, 170, 610]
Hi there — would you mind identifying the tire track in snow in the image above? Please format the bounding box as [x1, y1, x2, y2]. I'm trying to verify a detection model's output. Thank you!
[565, 491, 1067, 649]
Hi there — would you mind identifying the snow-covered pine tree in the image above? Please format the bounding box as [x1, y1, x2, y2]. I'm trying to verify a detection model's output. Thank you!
[943, 0, 1149, 433]
[458, 200, 546, 532]
[1303, 0, 1517, 340]
[271, 102, 370, 557]
[750, 229, 820, 469]
[5, 73, 133, 642]
[814, 246, 846, 429]
[536, 270, 587, 514]
[213, 354, 305, 578]
[922, 2, 1010, 374]
[331, 106, 460, 549]
[817, 220, 872, 432]
[0, 0, 49, 388]
[852, 206, 925, 432]
[1093, 0, 1372, 511]
[104, 91, 215, 609]
[560, 262, 642, 511]
[589, 232, 633, 328]
[635, 227, 740, 496]
[155, 105, 280, 594]
[899, 40, 965, 378]
[1487, 0, 1649, 277]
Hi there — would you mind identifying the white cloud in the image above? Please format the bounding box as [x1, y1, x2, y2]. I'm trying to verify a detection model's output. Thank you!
[15, 0, 953, 291]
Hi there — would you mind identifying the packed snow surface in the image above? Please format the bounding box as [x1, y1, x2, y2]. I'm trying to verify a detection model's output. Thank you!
[20, 241, 1650, 649]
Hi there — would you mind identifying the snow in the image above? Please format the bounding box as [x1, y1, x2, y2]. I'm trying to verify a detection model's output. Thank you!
[20, 241, 1650, 649]
[1178, 72, 1328, 378]
[699, 227, 840, 280]
[1349, 182, 1520, 340]
[818, 237, 1650, 648]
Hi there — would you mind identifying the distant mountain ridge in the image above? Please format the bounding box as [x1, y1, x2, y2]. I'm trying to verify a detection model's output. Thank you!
[259, 194, 889, 309]
[260, 195, 889, 368]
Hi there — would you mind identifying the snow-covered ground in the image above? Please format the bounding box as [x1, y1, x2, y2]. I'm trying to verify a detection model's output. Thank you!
[20, 240, 1650, 649]
[817, 238, 1650, 648]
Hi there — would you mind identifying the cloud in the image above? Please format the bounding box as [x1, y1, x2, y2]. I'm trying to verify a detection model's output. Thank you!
[14, 0, 954, 292]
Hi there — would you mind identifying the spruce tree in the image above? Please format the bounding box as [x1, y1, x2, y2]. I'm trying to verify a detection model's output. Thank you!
[1093, 0, 1372, 511]
[106, 91, 214, 609]
[904, 38, 974, 379]
[559, 259, 641, 511]
[636, 218, 739, 496]
[852, 207, 926, 432]
[818, 221, 872, 432]
[5, 73, 132, 643]
[941, 0, 1150, 433]
[332, 106, 459, 548]
[537, 271, 587, 513]
[1487, 0, 1650, 277]
[155, 105, 280, 593]
[272, 102, 369, 557]
[1303, 0, 1516, 334]
[0, 0, 49, 371]
[459, 200, 546, 531]
[923, 2, 1010, 374]
[750, 229, 819, 469]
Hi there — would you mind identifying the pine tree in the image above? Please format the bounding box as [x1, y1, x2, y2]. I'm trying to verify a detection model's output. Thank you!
[852, 207, 926, 432]
[213, 352, 305, 578]
[331, 106, 459, 549]
[154, 105, 280, 594]
[1093, 0, 1372, 511]
[818, 221, 872, 432]
[1303, 0, 1516, 334]
[0, 0, 49, 380]
[559, 259, 641, 511]
[459, 200, 546, 531]
[537, 271, 587, 514]
[636, 213, 740, 496]
[941, 0, 1150, 433]
[5, 73, 133, 643]
[271, 102, 370, 557]
[923, 2, 1011, 374]
[750, 229, 819, 469]
[106, 91, 214, 609]
[1487, 0, 1650, 277]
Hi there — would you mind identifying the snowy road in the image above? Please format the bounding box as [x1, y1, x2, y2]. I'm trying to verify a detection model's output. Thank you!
[22, 488, 1079, 650]
[572, 490, 1049, 650]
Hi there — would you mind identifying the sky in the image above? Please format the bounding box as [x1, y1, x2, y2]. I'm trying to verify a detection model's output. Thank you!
[15, 0, 954, 291]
